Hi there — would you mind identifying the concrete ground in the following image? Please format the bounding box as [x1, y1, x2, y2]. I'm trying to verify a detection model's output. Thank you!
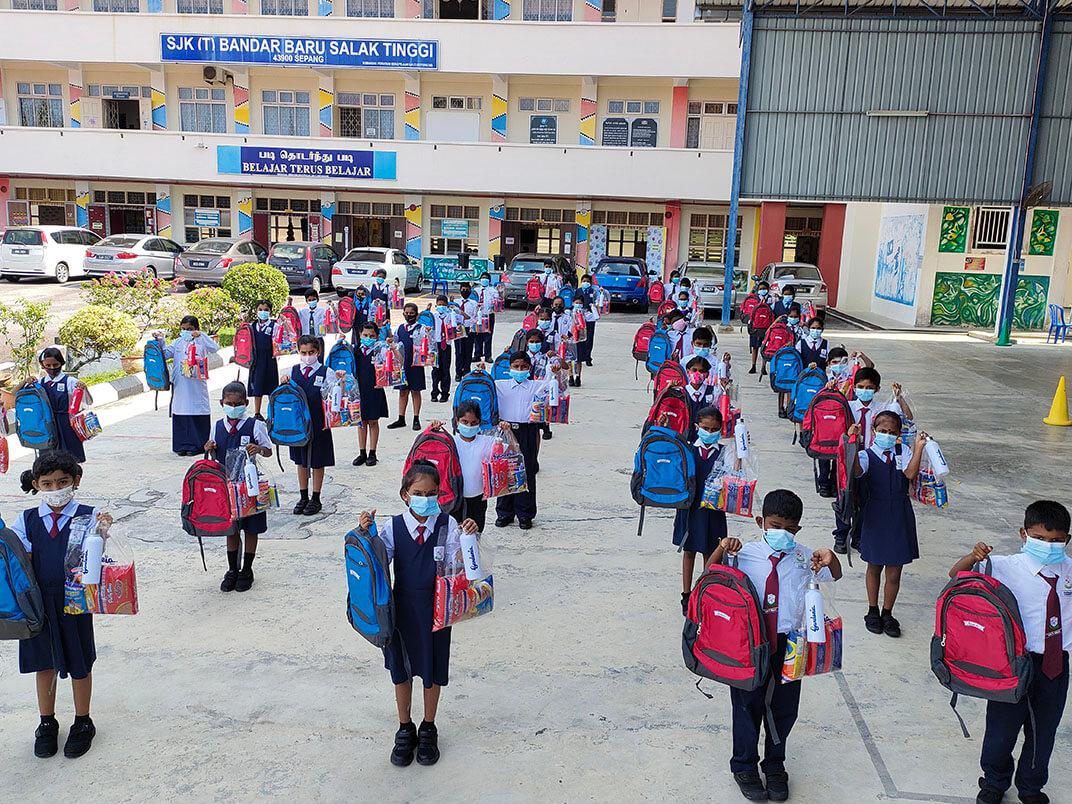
[1, 310, 1071, 803]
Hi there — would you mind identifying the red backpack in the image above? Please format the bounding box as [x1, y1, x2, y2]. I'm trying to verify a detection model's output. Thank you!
[646, 386, 691, 437]
[522, 312, 538, 330]
[404, 429, 464, 515]
[932, 562, 1033, 737]
[657, 300, 677, 318]
[233, 322, 256, 370]
[683, 560, 771, 691]
[739, 293, 761, 319]
[748, 302, 774, 335]
[278, 304, 301, 338]
[761, 321, 794, 360]
[526, 276, 543, 303]
[180, 458, 238, 570]
[800, 389, 852, 458]
[653, 361, 687, 400]
[648, 282, 665, 304]
[337, 295, 357, 333]
[632, 321, 656, 362]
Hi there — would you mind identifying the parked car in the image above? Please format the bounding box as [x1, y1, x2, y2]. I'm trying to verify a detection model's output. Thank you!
[85, 234, 185, 280]
[591, 257, 652, 309]
[680, 260, 749, 319]
[267, 241, 340, 294]
[332, 247, 422, 296]
[0, 225, 100, 284]
[501, 254, 573, 305]
[175, 238, 268, 290]
[756, 261, 828, 313]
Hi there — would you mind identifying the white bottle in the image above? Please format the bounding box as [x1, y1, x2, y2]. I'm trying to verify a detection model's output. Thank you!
[804, 577, 826, 643]
[925, 438, 950, 477]
[244, 457, 260, 496]
[460, 531, 484, 581]
[81, 530, 104, 586]
[734, 419, 750, 459]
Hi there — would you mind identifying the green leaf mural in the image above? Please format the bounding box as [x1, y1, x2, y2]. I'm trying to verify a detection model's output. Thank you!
[938, 206, 969, 253]
[1028, 209, 1058, 256]
[930, 273, 1050, 330]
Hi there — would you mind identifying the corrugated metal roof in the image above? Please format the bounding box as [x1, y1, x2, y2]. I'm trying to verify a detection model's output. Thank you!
[697, 0, 1072, 12]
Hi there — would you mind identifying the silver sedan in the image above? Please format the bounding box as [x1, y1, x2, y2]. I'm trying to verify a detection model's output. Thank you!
[84, 234, 185, 279]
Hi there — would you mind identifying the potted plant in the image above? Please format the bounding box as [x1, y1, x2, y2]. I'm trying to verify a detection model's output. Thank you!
[58, 305, 140, 374]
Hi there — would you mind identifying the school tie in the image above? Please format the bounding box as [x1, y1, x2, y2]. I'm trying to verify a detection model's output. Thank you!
[763, 553, 783, 642]
[884, 450, 893, 465]
[229, 422, 238, 435]
[49, 512, 61, 539]
[303, 366, 312, 379]
[1040, 574, 1064, 680]
[415, 525, 426, 546]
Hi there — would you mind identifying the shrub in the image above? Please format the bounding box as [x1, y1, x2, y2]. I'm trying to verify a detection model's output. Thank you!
[221, 262, 290, 319]
[154, 296, 190, 340]
[58, 305, 140, 373]
[184, 287, 241, 335]
[81, 270, 177, 335]
[0, 299, 52, 384]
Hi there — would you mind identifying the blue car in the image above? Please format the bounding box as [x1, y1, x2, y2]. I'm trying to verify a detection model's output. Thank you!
[592, 257, 653, 309]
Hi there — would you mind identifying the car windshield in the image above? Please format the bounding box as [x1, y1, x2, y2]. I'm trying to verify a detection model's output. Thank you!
[772, 264, 821, 281]
[685, 263, 724, 278]
[597, 261, 642, 277]
[3, 229, 41, 246]
[511, 259, 551, 274]
[190, 240, 231, 255]
[272, 244, 308, 259]
[100, 236, 141, 248]
[342, 250, 386, 263]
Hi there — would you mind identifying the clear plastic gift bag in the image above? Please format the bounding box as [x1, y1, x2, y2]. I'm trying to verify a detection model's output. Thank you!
[411, 325, 438, 368]
[912, 452, 950, 509]
[782, 575, 842, 682]
[700, 441, 759, 518]
[880, 388, 918, 447]
[180, 342, 209, 380]
[528, 379, 562, 424]
[272, 315, 298, 357]
[322, 302, 339, 335]
[322, 372, 362, 428]
[433, 531, 495, 631]
[374, 342, 406, 388]
[64, 515, 138, 616]
[370, 299, 390, 327]
[389, 285, 406, 310]
[481, 427, 528, 498]
[225, 450, 280, 519]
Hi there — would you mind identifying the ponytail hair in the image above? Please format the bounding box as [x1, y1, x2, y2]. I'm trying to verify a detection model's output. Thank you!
[20, 449, 83, 494]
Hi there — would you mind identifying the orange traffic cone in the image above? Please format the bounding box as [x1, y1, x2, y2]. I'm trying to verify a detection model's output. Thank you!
[1043, 376, 1072, 426]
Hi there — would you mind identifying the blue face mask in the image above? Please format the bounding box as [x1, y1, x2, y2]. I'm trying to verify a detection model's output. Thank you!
[436, 306, 449, 315]
[573, 304, 583, 311]
[308, 301, 318, 309]
[457, 423, 481, 439]
[697, 428, 720, 446]
[223, 404, 247, 419]
[809, 328, 823, 340]
[677, 299, 689, 309]
[375, 277, 385, 285]
[257, 310, 271, 321]
[581, 281, 591, 289]
[1023, 536, 1069, 565]
[544, 268, 552, 275]
[782, 294, 794, 303]
[480, 278, 490, 287]
[787, 317, 800, 327]
[527, 342, 542, 354]
[856, 388, 876, 403]
[757, 289, 769, 298]
[408, 494, 441, 519]
[180, 329, 194, 341]
[538, 321, 551, 331]
[694, 347, 711, 358]
[764, 528, 797, 553]
[508, 368, 530, 383]
[873, 432, 898, 451]
[360, 336, 376, 348]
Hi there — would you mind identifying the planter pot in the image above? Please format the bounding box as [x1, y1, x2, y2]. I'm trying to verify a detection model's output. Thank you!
[0, 389, 15, 409]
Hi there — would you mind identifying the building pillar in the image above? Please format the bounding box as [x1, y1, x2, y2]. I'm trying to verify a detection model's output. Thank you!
[404, 74, 420, 140]
[491, 75, 508, 142]
[487, 199, 505, 269]
[155, 184, 172, 238]
[817, 202, 846, 307]
[0, 177, 10, 226]
[0, 67, 7, 126]
[404, 195, 422, 259]
[575, 200, 592, 271]
[74, 181, 90, 228]
[664, 201, 682, 272]
[755, 201, 787, 274]
[320, 192, 335, 244]
[232, 68, 250, 134]
[150, 69, 167, 131]
[67, 67, 83, 129]
[236, 190, 253, 238]
[580, 76, 596, 146]
[674, 0, 691, 22]
[670, 81, 689, 148]
[318, 72, 333, 137]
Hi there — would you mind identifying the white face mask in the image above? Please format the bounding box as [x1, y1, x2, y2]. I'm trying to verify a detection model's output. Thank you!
[42, 486, 75, 509]
[299, 354, 318, 367]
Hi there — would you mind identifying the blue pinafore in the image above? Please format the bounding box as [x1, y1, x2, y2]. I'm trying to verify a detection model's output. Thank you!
[288, 364, 334, 468]
[383, 514, 452, 688]
[672, 444, 727, 554]
[796, 337, 829, 370]
[214, 417, 267, 535]
[43, 377, 85, 463]
[858, 446, 919, 566]
[395, 322, 427, 392]
[247, 321, 279, 398]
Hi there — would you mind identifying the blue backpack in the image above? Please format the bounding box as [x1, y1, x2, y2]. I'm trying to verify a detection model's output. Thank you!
[143, 338, 171, 411]
[344, 523, 395, 649]
[559, 285, 575, 308]
[492, 350, 512, 381]
[630, 425, 696, 536]
[14, 383, 57, 451]
[0, 528, 45, 641]
[453, 369, 499, 431]
[790, 367, 827, 424]
[267, 381, 313, 468]
[327, 340, 357, 377]
[769, 346, 803, 392]
[645, 330, 673, 376]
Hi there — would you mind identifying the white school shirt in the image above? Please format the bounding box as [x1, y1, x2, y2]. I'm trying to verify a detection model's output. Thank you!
[734, 539, 836, 634]
[857, 443, 911, 474]
[495, 377, 556, 423]
[298, 306, 328, 337]
[378, 511, 463, 564]
[988, 553, 1072, 653]
[41, 372, 78, 398]
[163, 334, 221, 416]
[453, 433, 496, 498]
[475, 285, 497, 313]
[459, 298, 479, 324]
[219, 415, 273, 449]
[542, 273, 562, 298]
[685, 382, 723, 406]
[12, 500, 98, 552]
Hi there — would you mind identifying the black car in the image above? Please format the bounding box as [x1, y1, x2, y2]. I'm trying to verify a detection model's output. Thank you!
[267, 241, 340, 293]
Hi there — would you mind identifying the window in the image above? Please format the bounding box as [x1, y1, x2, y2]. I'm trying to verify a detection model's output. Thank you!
[182, 194, 232, 243]
[601, 0, 615, 19]
[608, 99, 659, 116]
[17, 83, 63, 128]
[972, 207, 1011, 250]
[346, 0, 393, 15]
[430, 211, 479, 255]
[661, 0, 675, 20]
[606, 228, 647, 258]
[178, 0, 224, 10]
[688, 213, 742, 264]
[337, 92, 395, 139]
[518, 97, 570, 113]
[87, 85, 149, 99]
[431, 96, 482, 111]
[522, 0, 571, 20]
[13, 0, 58, 8]
[178, 87, 227, 134]
[93, 0, 138, 10]
[262, 91, 311, 136]
[685, 101, 736, 150]
[261, 0, 307, 13]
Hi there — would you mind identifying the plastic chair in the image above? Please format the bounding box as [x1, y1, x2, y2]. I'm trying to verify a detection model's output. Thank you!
[1047, 304, 1070, 344]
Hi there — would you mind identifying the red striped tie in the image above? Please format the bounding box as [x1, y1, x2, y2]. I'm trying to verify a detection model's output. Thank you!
[49, 512, 61, 539]
[1041, 574, 1064, 680]
[763, 554, 783, 641]
[415, 525, 426, 546]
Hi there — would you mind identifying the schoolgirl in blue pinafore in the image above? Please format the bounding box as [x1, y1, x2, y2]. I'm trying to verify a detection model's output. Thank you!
[41, 373, 86, 463]
[672, 442, 728, 553]
[288, 363, 335, 468]
[795, 335, 829, 370]
[395, 322, 427, 393]
[355, 340, 389, 422]
[857, 443, 919, 566]
[370, 278, 390, 305]
[213, 417, 267, 536]
[246, 320, 279, 401]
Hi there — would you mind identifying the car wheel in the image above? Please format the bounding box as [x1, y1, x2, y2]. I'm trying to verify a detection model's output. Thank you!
[145, 266, 158, 279]
[310, 275, 322, 295]
[184, 281, 197, 291]
[3, 275, 20, 283]
[54, 262, 70, 284]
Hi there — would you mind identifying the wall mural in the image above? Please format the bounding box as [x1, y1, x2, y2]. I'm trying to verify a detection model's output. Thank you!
[930, 272, 1050, 330]
[938, 206, 969, 253]
[874, 209, 925, 306]
[1028, 209, 1058, 256]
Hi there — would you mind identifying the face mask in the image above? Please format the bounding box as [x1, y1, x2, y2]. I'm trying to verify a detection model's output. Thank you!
[538, 321, 551, 331]
[408, 494, 441, 519]
[404, 315, 417, 324]
[553, 307, 565, 316]
[581, 281, 591, 289]
[375, 276, 385, 285]
[809, 329, 823, 340]
[856, 388, 876, 403]
[42, 486, 75, 509]
[508, 368, 530, 383]
[544, 268, 552, 275]
[480, 278, 490, 287]
[757, 289, 769, 298]
[670, 276, 679, 284]
[672, 320, 687, 332]
[223, 404, 247, 419]
[782, 295, 794, 303]
[694, 347, 711, 358]
[873, 432, 898, 451]
[1022, 536, 1069, 566]
[257, 310, 271, 321]
[527, 342, 542, 354]
[688, 371, 707, 386]
[360, 337, 376, 348]
[677, 300, 690, 309]
[436, 306, 449, 315]
[44, 366, 62, 378]
[787, 317, 800, 327]
[457, 423, 481, 439]
[308, 301, 318, 309]
[180, 330, 194, 341]
[299, 354, 318, 367]
[827, 363, 847, 380]
[764, 527, 797, 553]
[573, 304, 583, 312]
[697, 428, 720, 446]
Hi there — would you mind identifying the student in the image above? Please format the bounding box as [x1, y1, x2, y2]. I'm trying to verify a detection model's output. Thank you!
[369, 268, 390, 304]
[710, 489, 842, 802]
[155, 317, 221, 457]
[795, 316, 829, 370]
[948, 500, 1071, 804]
[493, 351, 551, 530]
[349, 285, 372, 343]
[453, 282, 477, 381]
[748, 281, 772, 374]
[785, 304, 803, 340]
[541, 259, 562, 306]
[563, 297, 586, 388]
[681, 324, 716, 362]
[683, 358, 722, 439]
[358, 464, 480, 767]
[675, 288, 697, 327]
[430, 294, 453, 403]
[352, 323, 388, 467]
[389, 302, 428, 431]
[473, 271, 497, 362]
[430, 402, 510, 531]
[32, 348, 92, 464]
[664, 310, 690, 358]
[824, 346, 875, 387]
[298, 289, 328, 339]
[247, 300, 279, 419]
[851, 411, 927, 638]
[673, 405, 727, 615]
[14, 450, 113, 759]
[573, 294, 599, 377]
[285, 336, 335, 515]
[577, 274, 600, 366]
[771, 284, 796, 318]
[204, 381, 273, 592]
[663, 269, 682, 302]
[849, 368, 913, 450]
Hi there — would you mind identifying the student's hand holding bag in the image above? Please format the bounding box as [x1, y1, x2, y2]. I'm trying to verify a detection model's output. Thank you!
[358, 509, 376, 531]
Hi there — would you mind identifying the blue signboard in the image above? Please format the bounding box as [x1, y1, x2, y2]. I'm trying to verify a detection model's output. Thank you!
[217, 146, 397, 180]
[161, 34, 438, 70]
[440, 219, 469, 238]
[422, 255, 492, 283]
[193, 208, 221, 227]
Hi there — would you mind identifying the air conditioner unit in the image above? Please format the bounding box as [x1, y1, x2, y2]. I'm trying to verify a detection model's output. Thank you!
[203, 66, 232, 86]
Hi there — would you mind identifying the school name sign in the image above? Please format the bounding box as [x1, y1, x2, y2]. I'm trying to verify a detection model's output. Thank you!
[217, 146, 397, 180]
[161, 34, 439, 70]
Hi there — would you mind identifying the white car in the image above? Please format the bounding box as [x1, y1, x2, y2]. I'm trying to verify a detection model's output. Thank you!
[758, 262, 829, 313]
[332, 247, 423, 296]
[85, 234, 185, 280]
[680, 260, 749, 319]
[1, 225, 101, 283]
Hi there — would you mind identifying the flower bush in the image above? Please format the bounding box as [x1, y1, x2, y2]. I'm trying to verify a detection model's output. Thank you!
[221, 262, 290, 320]
[154, 296, 191, 340]
[58, 305, 139, 373]
[184, 287, 241, 335]
[81, 270, 177, 335]
[0, 299, 52, 384]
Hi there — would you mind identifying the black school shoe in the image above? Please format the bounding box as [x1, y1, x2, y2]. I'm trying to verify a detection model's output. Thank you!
[220, 570, 239, 593]
[518, 519, 533, 530]
[386, 416, 406, 429]
[733, 771, 768, 801]
[235, 569, 254, 593]
[416, 721, 440, 766]
[34, 718, 59, 758]
[748, 366, 757, 374]
[832, 540, 848, 555]
[390, 722, 417, 767]
[494, 516, 514, 528]
[864, 611, 883, 634]
[882, 613, 902, 638]
[765, 770, 789, 802]
[63, 718, 96, 759]
[304, 498, 323, 516]
[352, 454, 367, 466]
[412, 418, 422, 431]
[293, 498, 308, 515]
[975, 783, 1004, 804]
[366, 453, 378, 467]
[1018, 793, 1049, 804]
